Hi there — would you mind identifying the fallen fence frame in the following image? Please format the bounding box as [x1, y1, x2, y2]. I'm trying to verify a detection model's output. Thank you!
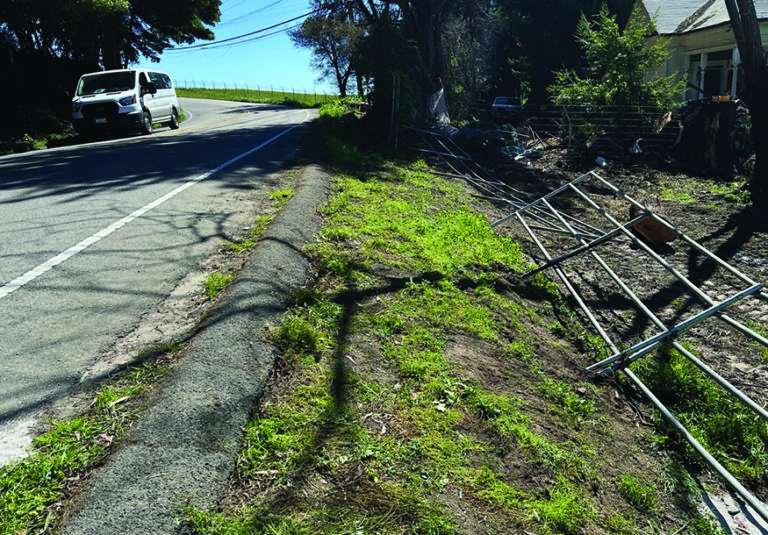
[493, 169, 768, 523]
[410, 128, 606, 241]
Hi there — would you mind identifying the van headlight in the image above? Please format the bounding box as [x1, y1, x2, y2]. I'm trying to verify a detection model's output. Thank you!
[119, 95, 137, 106]
[72, 102, 81, 113]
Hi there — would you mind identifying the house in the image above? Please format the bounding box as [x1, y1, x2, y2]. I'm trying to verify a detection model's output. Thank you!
[632, 0, 768, 100]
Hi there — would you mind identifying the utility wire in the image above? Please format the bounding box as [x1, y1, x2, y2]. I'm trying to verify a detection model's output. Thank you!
[168, 8, 321, 51]
[218, 0, 287, 27]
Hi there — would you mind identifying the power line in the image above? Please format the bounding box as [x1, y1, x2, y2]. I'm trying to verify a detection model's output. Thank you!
[168, 8, 321, 51]
[218, 0, 287, 28]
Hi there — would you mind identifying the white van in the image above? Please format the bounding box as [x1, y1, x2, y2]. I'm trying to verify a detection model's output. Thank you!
[71, 68, 180, 136]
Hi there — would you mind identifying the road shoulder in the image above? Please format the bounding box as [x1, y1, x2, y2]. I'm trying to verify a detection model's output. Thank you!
[58, 163, 332, 534]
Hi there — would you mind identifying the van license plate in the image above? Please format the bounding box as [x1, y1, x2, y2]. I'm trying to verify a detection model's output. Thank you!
[95, 118, 107, 124]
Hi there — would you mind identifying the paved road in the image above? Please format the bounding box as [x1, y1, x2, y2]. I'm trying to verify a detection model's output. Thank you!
[0, 99, 314, 464]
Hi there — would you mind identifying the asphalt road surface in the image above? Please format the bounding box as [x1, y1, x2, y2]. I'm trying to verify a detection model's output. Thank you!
[0, 98, 315, 464]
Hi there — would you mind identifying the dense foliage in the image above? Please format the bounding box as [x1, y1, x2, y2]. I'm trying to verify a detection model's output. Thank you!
[291, 0, 635, 125]
[548, 5, 684, 110]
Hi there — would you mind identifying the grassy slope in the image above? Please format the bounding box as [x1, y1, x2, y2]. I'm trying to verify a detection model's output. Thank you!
[176, 87, 336, 109]
[180, 104, 728, 534]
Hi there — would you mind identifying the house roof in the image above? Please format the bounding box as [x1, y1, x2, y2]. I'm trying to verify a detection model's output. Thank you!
[638, 0, 768, 35]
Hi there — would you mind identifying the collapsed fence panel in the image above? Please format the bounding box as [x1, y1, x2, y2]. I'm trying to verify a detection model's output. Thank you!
[495, 170, 768, 524]
[408, 125, 768, 526]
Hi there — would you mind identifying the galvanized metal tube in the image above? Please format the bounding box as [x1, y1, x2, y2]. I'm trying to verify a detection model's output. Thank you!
[623, 368, 768, 525]
[588, 285, 762, 371]
[591, 172, 765, 299]
[537, 190, 768, 422]
[566, 182, 721, 305]
[566, 180, 768, 352]
[523, 211, 650, 278]
[578, 246, 768, 422]
[511, 172, 768, 522]
[493, 171, 594, 228]
[516, 212, 619, 350]
[518, 202, 768, 522]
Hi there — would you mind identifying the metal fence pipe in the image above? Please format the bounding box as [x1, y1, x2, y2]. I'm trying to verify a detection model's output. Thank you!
[716, 313, 768, 348]
[524, 211, 650, 278]
[568, 181, 768, 347]
[492, 171, 593, 228]
[531, 191, 768, 420]
[494, 176, 607, 240]
[520, 205, 768, 523]
[623, 368, 768, 526]
[565, 183, 723, 305]
[678, 233, 767, 299]
[563, 235, 768, 423]
[585, 173, 768, 343]
[509, 171, 768, 524]
[516, 212, 620, 352]
[589, 284, 762, 372]
[591, 174, 768, 298]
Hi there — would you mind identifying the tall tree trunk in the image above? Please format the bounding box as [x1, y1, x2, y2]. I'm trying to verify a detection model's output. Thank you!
[725, 0, 768, 203]
[403, 0, 446, 83]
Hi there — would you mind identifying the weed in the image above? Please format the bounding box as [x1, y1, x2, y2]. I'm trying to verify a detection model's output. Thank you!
[204, 272, 234, 298]
[531, 476, 594, 535]
[269, 187, 294, 207]
[616, 474, 657, 510]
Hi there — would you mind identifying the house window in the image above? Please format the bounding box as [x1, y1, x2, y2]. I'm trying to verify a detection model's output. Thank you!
[685, 49, 735, 99]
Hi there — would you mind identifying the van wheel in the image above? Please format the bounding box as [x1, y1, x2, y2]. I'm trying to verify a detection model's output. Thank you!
[169, 108, 180, 130]
[141, 111, 153, 135]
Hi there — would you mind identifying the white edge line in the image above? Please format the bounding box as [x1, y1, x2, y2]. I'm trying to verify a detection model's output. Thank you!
[0, 112, 310, 300]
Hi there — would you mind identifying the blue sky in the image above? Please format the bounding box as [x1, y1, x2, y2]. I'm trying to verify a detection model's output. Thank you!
[138, 0, 332, 93]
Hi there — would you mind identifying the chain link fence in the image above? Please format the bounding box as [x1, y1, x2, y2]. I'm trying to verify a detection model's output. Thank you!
[174, 79, 337, 106]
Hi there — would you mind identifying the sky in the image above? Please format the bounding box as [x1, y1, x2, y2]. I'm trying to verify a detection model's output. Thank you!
[138, 0, 332, 94]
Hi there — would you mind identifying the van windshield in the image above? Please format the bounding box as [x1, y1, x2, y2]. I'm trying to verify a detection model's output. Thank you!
[77, 71, 136, 96]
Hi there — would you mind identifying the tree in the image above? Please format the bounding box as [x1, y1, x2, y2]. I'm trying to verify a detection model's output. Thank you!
[724, 0, 768, 203]
[441, 0, 502, 120]
[290, 7, 363, 98]
[490, 0, 634, 104]
[0, 0, 219, 70]
[548, 4, 684, 110]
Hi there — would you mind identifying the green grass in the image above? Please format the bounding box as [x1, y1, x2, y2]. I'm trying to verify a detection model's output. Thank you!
[177, 87, 336, 108]
[658, 179, 750, 206]
[616, 474, 657, 511]
[0, 356, 175, 533]
[631, 345, 768, 484]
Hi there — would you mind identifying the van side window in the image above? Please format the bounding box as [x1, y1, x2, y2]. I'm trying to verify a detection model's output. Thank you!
[148, 72, 172, 89]
[139, 72, 151, 89]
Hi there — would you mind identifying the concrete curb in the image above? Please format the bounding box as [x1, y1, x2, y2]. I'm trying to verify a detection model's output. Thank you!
[59, 164, 332, 534]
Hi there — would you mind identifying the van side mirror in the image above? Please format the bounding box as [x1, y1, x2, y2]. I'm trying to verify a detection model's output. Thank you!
[142, 83, 157, 95]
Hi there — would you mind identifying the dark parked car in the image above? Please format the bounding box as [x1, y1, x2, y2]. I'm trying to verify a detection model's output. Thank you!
[491, 97, 522, 122]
